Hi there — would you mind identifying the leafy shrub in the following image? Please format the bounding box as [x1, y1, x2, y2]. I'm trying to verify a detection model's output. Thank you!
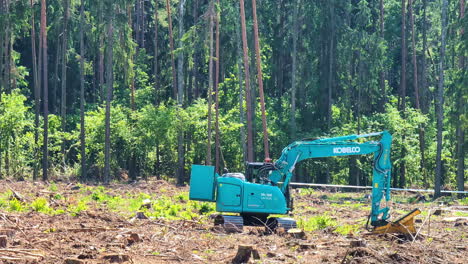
[68, 200, 88, 216]
[31, 197, 51, 213]
[460, 197, 468, 206]
[49, 182, 58, 192]
[198, 202, 215, 214]
[298, 214, 337, 231]
[335, 224, 360, 235]
[8, 198, 25, 212]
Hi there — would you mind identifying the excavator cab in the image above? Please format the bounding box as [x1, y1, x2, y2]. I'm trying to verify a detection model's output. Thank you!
[245, 162, 266, 182]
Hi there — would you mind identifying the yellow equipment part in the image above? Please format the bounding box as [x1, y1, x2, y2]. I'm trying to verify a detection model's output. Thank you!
[372, 208, 421, 234]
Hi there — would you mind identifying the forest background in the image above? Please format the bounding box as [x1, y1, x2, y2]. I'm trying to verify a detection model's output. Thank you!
[0, 0, 466, 197]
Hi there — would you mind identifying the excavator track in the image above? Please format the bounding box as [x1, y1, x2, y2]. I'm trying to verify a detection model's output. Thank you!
[266, 217, 297, 231]
[214, 215, 244, 232]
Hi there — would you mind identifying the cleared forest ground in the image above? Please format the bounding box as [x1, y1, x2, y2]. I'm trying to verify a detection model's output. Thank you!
[0, 179, 466, 263]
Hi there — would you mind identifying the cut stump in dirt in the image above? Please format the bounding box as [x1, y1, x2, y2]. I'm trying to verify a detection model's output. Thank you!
[287, 228, 306, 239]
[0, 235, 7, 248]
[102, 253, 131, 263]
[133, 211, 148, 220]
[127, 233, 142, 244]
[350, 239, 367, 248]
[232, 245, 260, 264]
[0, 229, 15, 237]
[64, 258, 85, 264]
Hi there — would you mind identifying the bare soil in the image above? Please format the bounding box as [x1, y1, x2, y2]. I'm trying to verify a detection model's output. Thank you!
[0, 179, 466, 263]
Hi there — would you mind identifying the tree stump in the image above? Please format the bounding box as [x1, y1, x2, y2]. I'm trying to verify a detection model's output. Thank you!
[102, 254, 130, 263]
[0, 235, 7, 248]
[134, 211, 148, 219]
[350, 239, 367, 248]
[232, 245, 260, 264]
[127, 233, 142, 244]
[287, 228, 306, 239]
[64, 259, 84, 264]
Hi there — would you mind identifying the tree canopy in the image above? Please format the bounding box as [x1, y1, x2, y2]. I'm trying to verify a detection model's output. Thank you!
[0, 0, 465, 194]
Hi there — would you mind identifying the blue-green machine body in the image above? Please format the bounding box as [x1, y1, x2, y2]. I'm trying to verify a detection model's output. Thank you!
[189, 131, 412, 231]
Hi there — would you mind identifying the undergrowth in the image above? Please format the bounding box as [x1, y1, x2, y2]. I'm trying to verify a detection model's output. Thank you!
[298, 214, 337, 231]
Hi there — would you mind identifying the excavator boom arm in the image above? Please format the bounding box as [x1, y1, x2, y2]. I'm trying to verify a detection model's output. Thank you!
[268, 131, 393, 226]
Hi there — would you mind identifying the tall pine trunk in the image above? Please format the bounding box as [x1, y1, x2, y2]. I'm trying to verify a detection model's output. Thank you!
[205, 2, 214, 166]
[192, 0, 200, 99]
[153, 0, 159, 104]
[165, 0, 177, 100]
[421, 0, 428, 114]
[104, 12, 114, 184]
[176, 0, 186, 185]
[327, 0, 334, 131]
[251, 0, 270, 162]
[379, 0, 386, 110]
[399, 0, 407, 188]
[79, 0, 86, 181]
[98, 6, 104, 101]
[409, 0, 426, 183]
[52, 37, 60, 114]
[214, 0, 221, 172]
[435, 0, 448, 198]
[456, 0, 465, 196]
[239, 0, 254, 162]
[41, 0, 49, 181]
[60, 0, 69, 165]
[31, 0, 40, 181]
[235, 3, 246, 165]
[290, 0, 299, 140]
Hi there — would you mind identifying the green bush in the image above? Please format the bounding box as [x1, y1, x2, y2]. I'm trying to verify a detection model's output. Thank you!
[298, 214, 337, 231]
[8, 198, 26, 212]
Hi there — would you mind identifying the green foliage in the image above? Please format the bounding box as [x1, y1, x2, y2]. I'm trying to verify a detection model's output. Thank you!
[49, 182, 58, 192]
[459, 198, 468, 206]
[298, 214, 337, 231]
[197, 202, 215, 215]
[0, 0, 464, 193]
[335, 224, 361, 235]
[8, 198, 26, 212]
[68, 200, 88, 216]
[0, 90, 33, 177]
[31, 197, 52, 214]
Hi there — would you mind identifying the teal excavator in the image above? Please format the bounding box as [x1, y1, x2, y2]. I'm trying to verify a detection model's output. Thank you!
[189, 131, 420, 233]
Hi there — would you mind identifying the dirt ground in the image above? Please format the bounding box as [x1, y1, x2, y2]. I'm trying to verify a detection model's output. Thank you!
[0, 179, 466, 264]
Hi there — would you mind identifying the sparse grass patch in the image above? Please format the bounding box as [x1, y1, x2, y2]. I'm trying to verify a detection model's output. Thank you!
[31, 197, 52, 214]
[459, 197, 468, 206]
[454, 211, 468, 217]
[330, 201, 367, 210]
[68, 200, 88, 216]
[49, 182, 58, 192]
[298, 214, 337, 231]
[322, 192, 366, 203]
[8, 198, 26, 212]
[198, 202, 215, 214]
[298, 188, 317, 196]
[176, 192, 189, 201]
[335, 224, 360, 235]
